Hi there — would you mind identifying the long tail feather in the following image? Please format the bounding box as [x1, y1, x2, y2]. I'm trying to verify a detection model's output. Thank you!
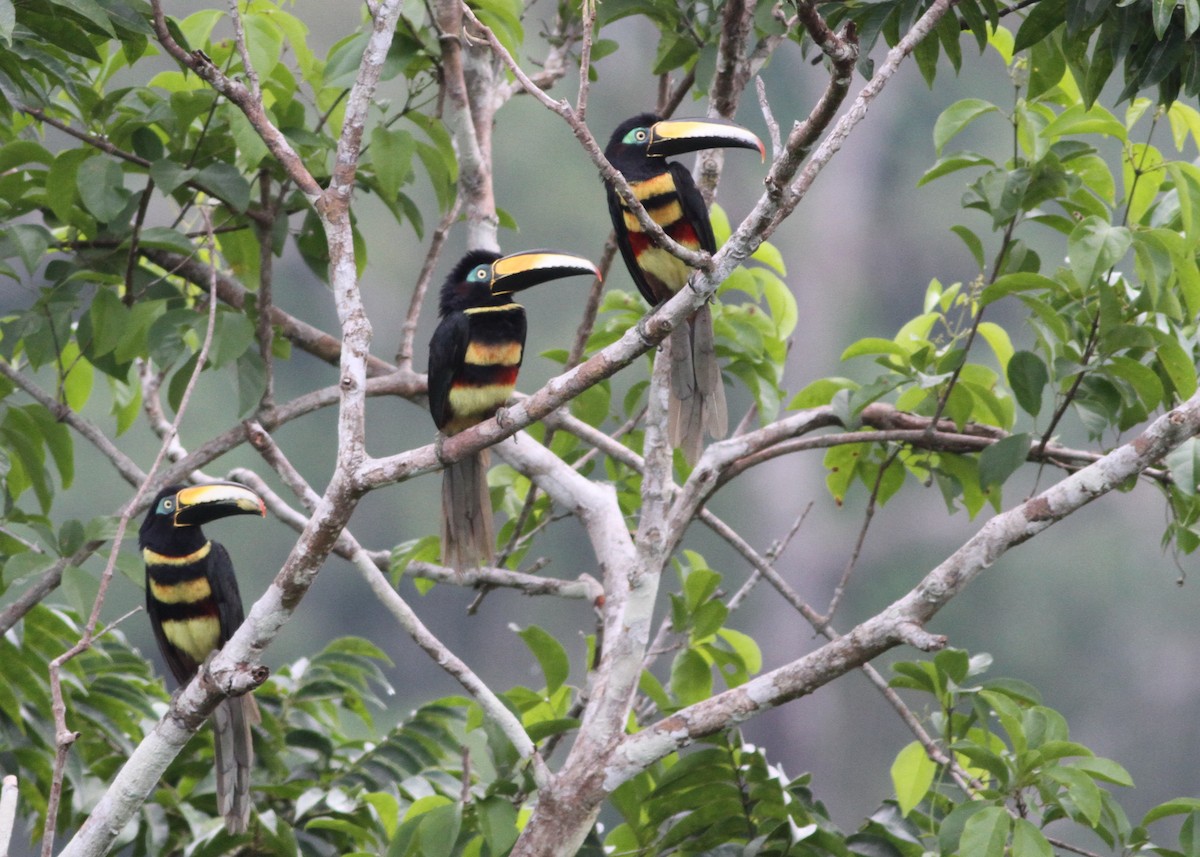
[213, 694, 257, 833]
[441, 450, 494, 572]
[692, 303, 728, 440]
[668, 307, 727, 465]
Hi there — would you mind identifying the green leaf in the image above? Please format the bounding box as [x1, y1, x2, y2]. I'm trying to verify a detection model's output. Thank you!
[476, 797, 519, 856]
[959, 805, 1010, 857]
[76, 157, 128, 222]
[1013, 0, 1066, 51]
[209, 311, 256, 368]
[149, 159, 198, 194]
[670, 649, 712, 706]
[3, 224, 53, 274]
[370, 126, 416, 204]
[243, 10, 283, 78]
[977, 322, 1014, 372]
[1011, 818, 1053, 857]
[134, 227, 197, 255]
[1068, 217, 1131, 287]
[951, 224, 986, 269]
[194, 162, 251, 212]
[1046, 765, 1102, 824]
[1007, 350, 1049, 416]
[761, 272, 797, 338]
[841, 337, 912, 361]
[1070, 756, 1135, 787]
[1144, 797, 1200, 825]
[236, 350, 268, 415]
[890, 741, 936, 816]
[934, 99, 998, 154]
[415, 802, 461, 857]
[716, 628, 761, 674]
[789, 377, 857, 409]
[751, 240, 786, 276]
[979, 434, 1027, 487]
[516, 625, 570, 693]
[1153, 335, 1198, 399]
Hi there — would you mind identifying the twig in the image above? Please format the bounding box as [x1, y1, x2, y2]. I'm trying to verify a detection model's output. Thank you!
[821, 447, 899, 625]
[0, 360, 146, 488]
[396, 199, 460, 369]
[255, 170, 277, 410]
[227, 0, 262, 100]
[725, 502, 811, 611]
[756, 77, 782, 159]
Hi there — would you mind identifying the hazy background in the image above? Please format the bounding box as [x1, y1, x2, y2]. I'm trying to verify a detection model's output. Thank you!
[7, 0, 1199, 846]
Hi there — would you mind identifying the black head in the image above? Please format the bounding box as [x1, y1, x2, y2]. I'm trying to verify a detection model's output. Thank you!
[604, 112, 664, 178]
[604, 113, 765, 178]
[139, 482, 266, 553]
[438, 249, 601, 316]
[438, 249, 504, 317]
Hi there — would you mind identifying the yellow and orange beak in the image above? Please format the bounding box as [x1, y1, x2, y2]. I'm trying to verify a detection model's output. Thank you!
[489, 250, 602, 296]
[166, 482, 266, 527]
[646, 117, 765, 161]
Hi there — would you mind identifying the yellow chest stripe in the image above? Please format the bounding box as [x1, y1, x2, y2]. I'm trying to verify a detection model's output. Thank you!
[465, 340, 522, 366]
[161, 616, 221, 661]
[464, 303, 520, 315]
[149, 576, 214, 604]
[143, 543, 212, 567]
[623, 199, 685, 232]
[448, 383, 515, 417]
[631, 247, 691, 291]
[633, 172, 679, 200]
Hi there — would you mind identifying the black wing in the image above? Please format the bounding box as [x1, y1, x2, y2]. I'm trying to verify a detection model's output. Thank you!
[668, 161, 717, 254]
[208, 540, 246, 645]
[606, 181, 659, 307]
[428, 310, 471, 431]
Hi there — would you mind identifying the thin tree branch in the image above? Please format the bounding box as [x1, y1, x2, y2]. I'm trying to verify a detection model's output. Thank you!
[149, 0, 323, 203]
[0, 360, 146, 487]
[396, 199, 460, 370]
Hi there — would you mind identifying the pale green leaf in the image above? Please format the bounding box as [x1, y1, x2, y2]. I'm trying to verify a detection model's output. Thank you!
[934, 99, 999, 154]
[517, 625, 570, 693]
[960, 805, 1010, 857]
[891, 741, 937, 816]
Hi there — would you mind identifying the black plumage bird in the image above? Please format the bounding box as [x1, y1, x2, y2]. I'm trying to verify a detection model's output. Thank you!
[428, 249, 601, 571]
[140, 481, 265, 834]
[604, 113, 764, 463]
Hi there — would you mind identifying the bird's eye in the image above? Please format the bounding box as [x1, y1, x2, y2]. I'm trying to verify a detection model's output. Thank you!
[635, 129, 648, 141]
[472, 266, 489, 280]
[163, 499, 173, 510]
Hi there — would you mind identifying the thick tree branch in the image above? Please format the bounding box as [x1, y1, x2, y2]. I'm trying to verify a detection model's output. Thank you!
[606, 390, 1200, 789]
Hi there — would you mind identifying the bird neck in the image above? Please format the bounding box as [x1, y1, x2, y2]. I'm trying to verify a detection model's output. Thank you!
[142, 525, 208, 559]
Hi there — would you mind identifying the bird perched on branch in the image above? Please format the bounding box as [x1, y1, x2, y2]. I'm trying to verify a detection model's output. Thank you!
[428, 249, 602, 571]
[604, 113, 764, 463]
[140, 481, 265, 834]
